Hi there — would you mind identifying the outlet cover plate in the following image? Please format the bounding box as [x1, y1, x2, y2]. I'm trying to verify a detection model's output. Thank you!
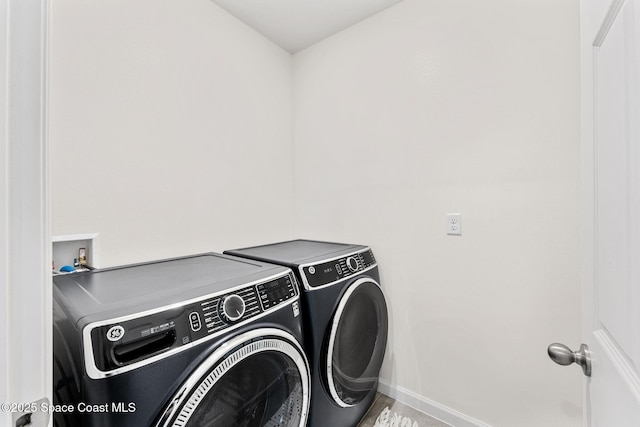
[447, 213, 461, 235]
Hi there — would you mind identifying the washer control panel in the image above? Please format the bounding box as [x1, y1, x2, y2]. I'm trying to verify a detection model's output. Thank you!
[89, 272, 299, 374]
[257, 276, 297, 309]
[302, 249, 376, 288]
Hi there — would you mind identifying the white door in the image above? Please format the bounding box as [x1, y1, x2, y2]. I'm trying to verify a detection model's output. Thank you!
[580, 0, 640, 425]
[0, 0, 51, 426]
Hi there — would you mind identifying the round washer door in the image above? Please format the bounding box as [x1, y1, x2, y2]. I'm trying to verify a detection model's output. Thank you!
[156, 328, 310, 427]
[326, 277, 388, 407]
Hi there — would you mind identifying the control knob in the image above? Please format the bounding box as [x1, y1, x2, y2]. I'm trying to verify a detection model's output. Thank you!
[220, 294, 245, 322]
[346, 256, 359, 273]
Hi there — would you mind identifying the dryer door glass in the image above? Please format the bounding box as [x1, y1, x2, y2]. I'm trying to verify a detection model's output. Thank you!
[158, 331, 310, 427]
[327, 279, 388, 406]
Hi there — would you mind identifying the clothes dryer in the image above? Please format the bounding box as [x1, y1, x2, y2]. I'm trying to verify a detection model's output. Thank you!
[225, 240, 388, 427]
[53, 253, 310, 427]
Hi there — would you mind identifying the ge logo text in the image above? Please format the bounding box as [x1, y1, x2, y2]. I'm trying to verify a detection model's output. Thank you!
[106, 325, 125, 342]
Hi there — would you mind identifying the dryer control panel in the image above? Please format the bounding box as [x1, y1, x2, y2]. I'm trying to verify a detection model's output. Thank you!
[301, 249, 376, 288]
[87, 272, 299, 378]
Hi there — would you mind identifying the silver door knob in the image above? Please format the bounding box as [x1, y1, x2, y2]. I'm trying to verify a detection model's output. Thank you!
[547, 343, 591, 377]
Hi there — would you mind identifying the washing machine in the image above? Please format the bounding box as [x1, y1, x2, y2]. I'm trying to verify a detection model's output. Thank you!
[225, 240, 388, 427]
[53, 253, 310, 427]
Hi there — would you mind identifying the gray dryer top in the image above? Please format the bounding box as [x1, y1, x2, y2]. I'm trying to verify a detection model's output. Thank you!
[225, 239, 368, 267]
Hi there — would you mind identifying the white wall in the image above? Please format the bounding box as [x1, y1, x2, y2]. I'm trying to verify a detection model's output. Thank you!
[49, 0, 294, 267]
[292, 0, 581, 426]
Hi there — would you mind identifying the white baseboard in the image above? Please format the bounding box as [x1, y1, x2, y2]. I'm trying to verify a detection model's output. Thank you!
[376, 380, 493, 427]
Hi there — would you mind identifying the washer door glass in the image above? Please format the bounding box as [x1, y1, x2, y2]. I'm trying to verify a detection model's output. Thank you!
[327, 278, 388, 407]
[158, 329, 310, 427]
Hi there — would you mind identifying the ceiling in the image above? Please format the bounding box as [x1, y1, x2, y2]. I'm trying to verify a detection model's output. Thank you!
[210, 0, 406, 54]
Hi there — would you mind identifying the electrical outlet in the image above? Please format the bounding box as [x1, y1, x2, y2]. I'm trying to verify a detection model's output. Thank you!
[447, 213, 461, 235]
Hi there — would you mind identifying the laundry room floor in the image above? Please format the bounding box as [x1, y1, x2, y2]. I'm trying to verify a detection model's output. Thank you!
[358, 393, 452, 427]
